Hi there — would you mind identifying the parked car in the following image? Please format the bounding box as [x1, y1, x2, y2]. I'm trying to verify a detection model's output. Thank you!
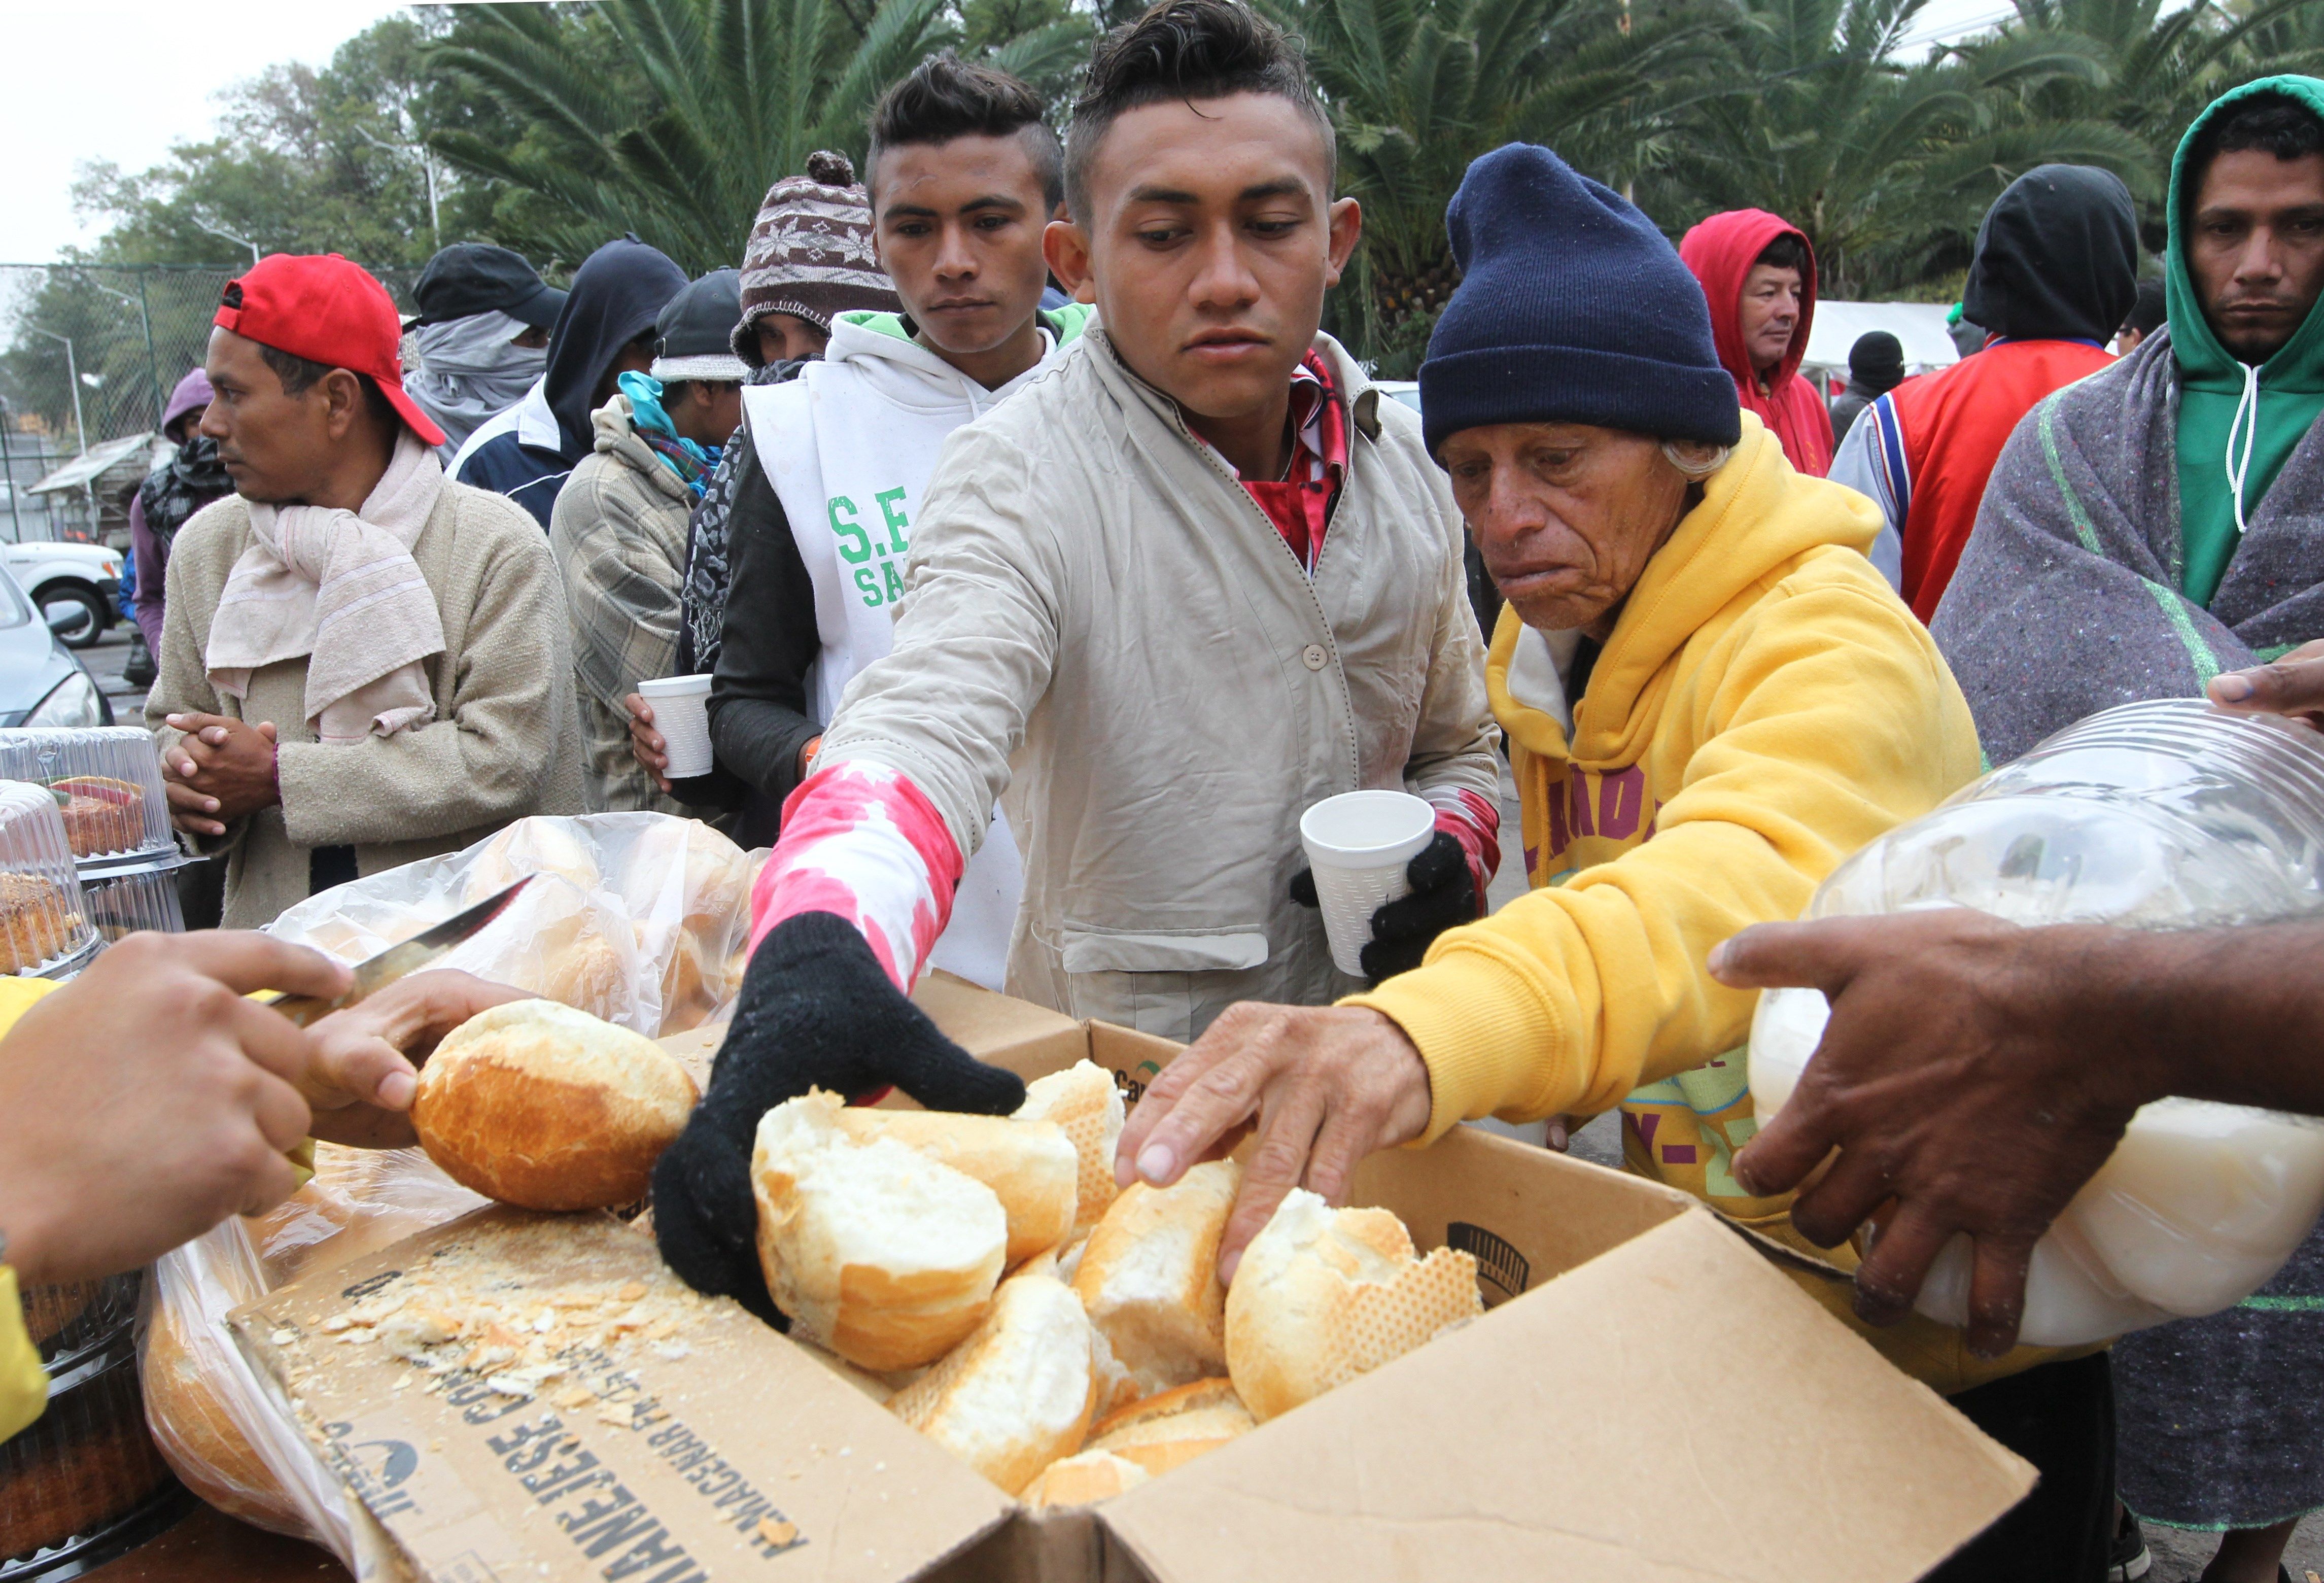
[0, 539, 121, 650]
[0, 565, 113, 727]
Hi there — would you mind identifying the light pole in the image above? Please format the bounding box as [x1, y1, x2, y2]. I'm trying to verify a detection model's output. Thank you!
[0, 396, 22, 544]
[26, 329, 87, 457]
[78, 274, 163, 430]
[192, 217, 262, 266]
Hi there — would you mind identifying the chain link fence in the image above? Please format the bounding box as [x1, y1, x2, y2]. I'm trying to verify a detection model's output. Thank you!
[0, 263, 423, 545]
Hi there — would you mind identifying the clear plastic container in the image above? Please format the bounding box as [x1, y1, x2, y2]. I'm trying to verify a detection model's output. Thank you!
[0, 729, 175, 865]
[0, 780, 97, 977]
[1749, 699, 2324, 1347]
[80, 861, 188, 944]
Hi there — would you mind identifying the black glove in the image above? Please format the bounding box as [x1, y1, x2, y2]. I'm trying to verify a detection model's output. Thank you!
[650, 910, 1027, 1323]
[1290, 829, 1480, 987]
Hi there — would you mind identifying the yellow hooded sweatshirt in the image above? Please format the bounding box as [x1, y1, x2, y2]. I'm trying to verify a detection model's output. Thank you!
[1351, 416, 2071, 1392]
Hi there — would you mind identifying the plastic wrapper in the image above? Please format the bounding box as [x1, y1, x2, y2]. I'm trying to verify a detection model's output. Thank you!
[0, 779, 97, 977]
[0, 728, 174, 864]
[138, 1145, 489, 1574]
[1749, 699, 2324, 1346]
[266, 813, 765, 1038]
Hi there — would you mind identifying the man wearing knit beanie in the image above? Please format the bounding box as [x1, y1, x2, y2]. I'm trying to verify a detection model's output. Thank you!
[1125, 140, 2121, 1582]
[732, 152, 901, 367]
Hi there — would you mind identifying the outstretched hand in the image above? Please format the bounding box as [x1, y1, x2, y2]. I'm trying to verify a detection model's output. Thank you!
[1113, 1003, 1433, 1284]
[651, 912, 1026, 1322]
[1714, 909, 2150, 1357]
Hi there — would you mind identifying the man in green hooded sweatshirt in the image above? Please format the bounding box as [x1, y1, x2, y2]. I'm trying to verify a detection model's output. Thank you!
[1933, 77, 2324, 1583]
[1935, 77, 2324, 767]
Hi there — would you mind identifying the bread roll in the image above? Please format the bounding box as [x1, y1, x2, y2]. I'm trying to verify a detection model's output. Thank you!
[832, 1110, 1076, 1266]
[412, 1000, 698, 1210]
[1087, 1377, 1254, 1475]
[1021, 1449, 1150, 1509]
[1071, 1160, 1237, 1399]
[1015, 1061, 1125, 1232]
[464, 818, 603, 903]
[619, 818, 749, 930]
[142, 1301, 306, 1537]
[752, 1092, 1007, 1370]
[887, 1270, 1097, 1495]
[1224, 1189, 1483, 1423]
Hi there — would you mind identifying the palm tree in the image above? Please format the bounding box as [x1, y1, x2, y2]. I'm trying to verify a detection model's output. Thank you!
[1261, 0, 1717, 372]
[1647, 0, 2153, 296]
[426, 0, 1092, 274]
[1964, 0, 2324, 249]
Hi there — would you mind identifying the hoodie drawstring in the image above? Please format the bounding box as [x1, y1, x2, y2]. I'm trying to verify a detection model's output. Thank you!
[2227, 360, 2263, 536]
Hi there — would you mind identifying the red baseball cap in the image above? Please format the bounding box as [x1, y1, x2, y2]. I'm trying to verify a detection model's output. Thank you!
[213, 253, 446, 447]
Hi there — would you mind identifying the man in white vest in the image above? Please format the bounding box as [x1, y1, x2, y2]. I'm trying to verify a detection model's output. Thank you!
[696, 52, 1083, 993]
[651, 1, 1503, 1315]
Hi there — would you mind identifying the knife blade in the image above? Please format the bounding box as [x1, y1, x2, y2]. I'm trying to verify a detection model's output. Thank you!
[260, 877, 533, 1028]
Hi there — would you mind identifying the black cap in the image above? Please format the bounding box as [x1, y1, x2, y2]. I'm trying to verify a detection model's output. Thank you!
[413, 243, 567, 329]
[649, 269, 750, 382]
[1848, 331, 1905, 388]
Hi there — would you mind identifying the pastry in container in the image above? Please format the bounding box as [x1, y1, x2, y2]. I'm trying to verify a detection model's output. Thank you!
[0, 729, 174, 863]
[0, 780, 95, 976]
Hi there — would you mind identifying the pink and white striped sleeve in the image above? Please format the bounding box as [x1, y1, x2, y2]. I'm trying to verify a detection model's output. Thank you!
[747, 761, 965, 991]
[1423, 785, 1501, 911]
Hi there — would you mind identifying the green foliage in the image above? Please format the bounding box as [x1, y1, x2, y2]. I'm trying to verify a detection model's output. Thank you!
[1258, 0, 1721, 372]
[31, 0, 2324, 409]
[422, 0, 1039, 274]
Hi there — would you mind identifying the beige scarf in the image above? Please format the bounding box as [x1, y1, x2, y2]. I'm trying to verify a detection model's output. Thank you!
[205, 431, 448, 746]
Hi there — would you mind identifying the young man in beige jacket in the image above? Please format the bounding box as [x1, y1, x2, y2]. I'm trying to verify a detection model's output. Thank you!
[150, 253, 582, 927]
[652, 0, 1503, 1314]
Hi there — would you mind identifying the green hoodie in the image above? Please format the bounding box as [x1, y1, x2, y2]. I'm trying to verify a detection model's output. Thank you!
[2169, 74, 2324, 607]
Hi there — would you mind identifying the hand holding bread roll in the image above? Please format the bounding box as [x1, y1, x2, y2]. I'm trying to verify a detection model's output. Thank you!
[751, 1091, 1008, 1370]
[411, 1000, 699, 1210]
[1071, 1160, 1238, 1399]
[832, 1109, 1076, 1266]
[887, 1269, 1098, 1494]
[1224, 1188, 1483, 1422]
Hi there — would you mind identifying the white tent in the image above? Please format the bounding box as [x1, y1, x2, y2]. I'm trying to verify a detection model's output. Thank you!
[1803, 301, 1959, 380]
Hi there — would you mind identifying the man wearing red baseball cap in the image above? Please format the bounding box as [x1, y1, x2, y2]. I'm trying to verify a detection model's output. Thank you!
[146, 253, 584, 927]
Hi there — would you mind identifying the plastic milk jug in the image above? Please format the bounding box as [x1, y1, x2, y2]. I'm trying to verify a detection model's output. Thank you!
[1747, 699, 2324, 1347]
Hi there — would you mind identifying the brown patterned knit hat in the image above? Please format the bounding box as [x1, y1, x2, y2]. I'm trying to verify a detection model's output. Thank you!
[731, 150, 899, 361]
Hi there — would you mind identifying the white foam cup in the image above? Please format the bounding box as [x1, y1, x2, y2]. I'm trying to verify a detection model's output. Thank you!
[638, 674, 715, 778]
[1299, 789, 1437, 976]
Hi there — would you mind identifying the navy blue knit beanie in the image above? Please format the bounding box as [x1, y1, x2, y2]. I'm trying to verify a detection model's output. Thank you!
[1419, 144, 1740, 456]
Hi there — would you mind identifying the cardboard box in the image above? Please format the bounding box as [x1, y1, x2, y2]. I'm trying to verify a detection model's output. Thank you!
[236, 979, 2033, 1583]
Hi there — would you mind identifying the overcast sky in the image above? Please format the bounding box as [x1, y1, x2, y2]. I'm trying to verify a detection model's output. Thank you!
[0, 0, 2026, 267]
[0, 0, 409, 265]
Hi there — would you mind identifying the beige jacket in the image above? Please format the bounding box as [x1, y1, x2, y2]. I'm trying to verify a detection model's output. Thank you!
[817, 330, 1501, 1039]
[550, 395, 692, 816]
[150, 481, 584, 928]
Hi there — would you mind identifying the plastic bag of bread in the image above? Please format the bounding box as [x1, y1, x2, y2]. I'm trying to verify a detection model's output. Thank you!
[138, 1145, 488, 1571]
[266, 813, 764, 1038]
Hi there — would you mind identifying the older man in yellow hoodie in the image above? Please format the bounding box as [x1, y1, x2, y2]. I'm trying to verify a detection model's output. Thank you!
[1121, 147, 2115, 1579]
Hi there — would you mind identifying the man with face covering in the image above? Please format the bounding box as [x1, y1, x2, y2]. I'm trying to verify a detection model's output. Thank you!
[404, 244, 567, 460]
[1830, 165, 2138, 624]
[451, 237, 688, 529]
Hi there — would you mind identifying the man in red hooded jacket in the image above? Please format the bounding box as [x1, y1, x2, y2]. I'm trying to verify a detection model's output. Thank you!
[1679, 210, 1835, 476]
